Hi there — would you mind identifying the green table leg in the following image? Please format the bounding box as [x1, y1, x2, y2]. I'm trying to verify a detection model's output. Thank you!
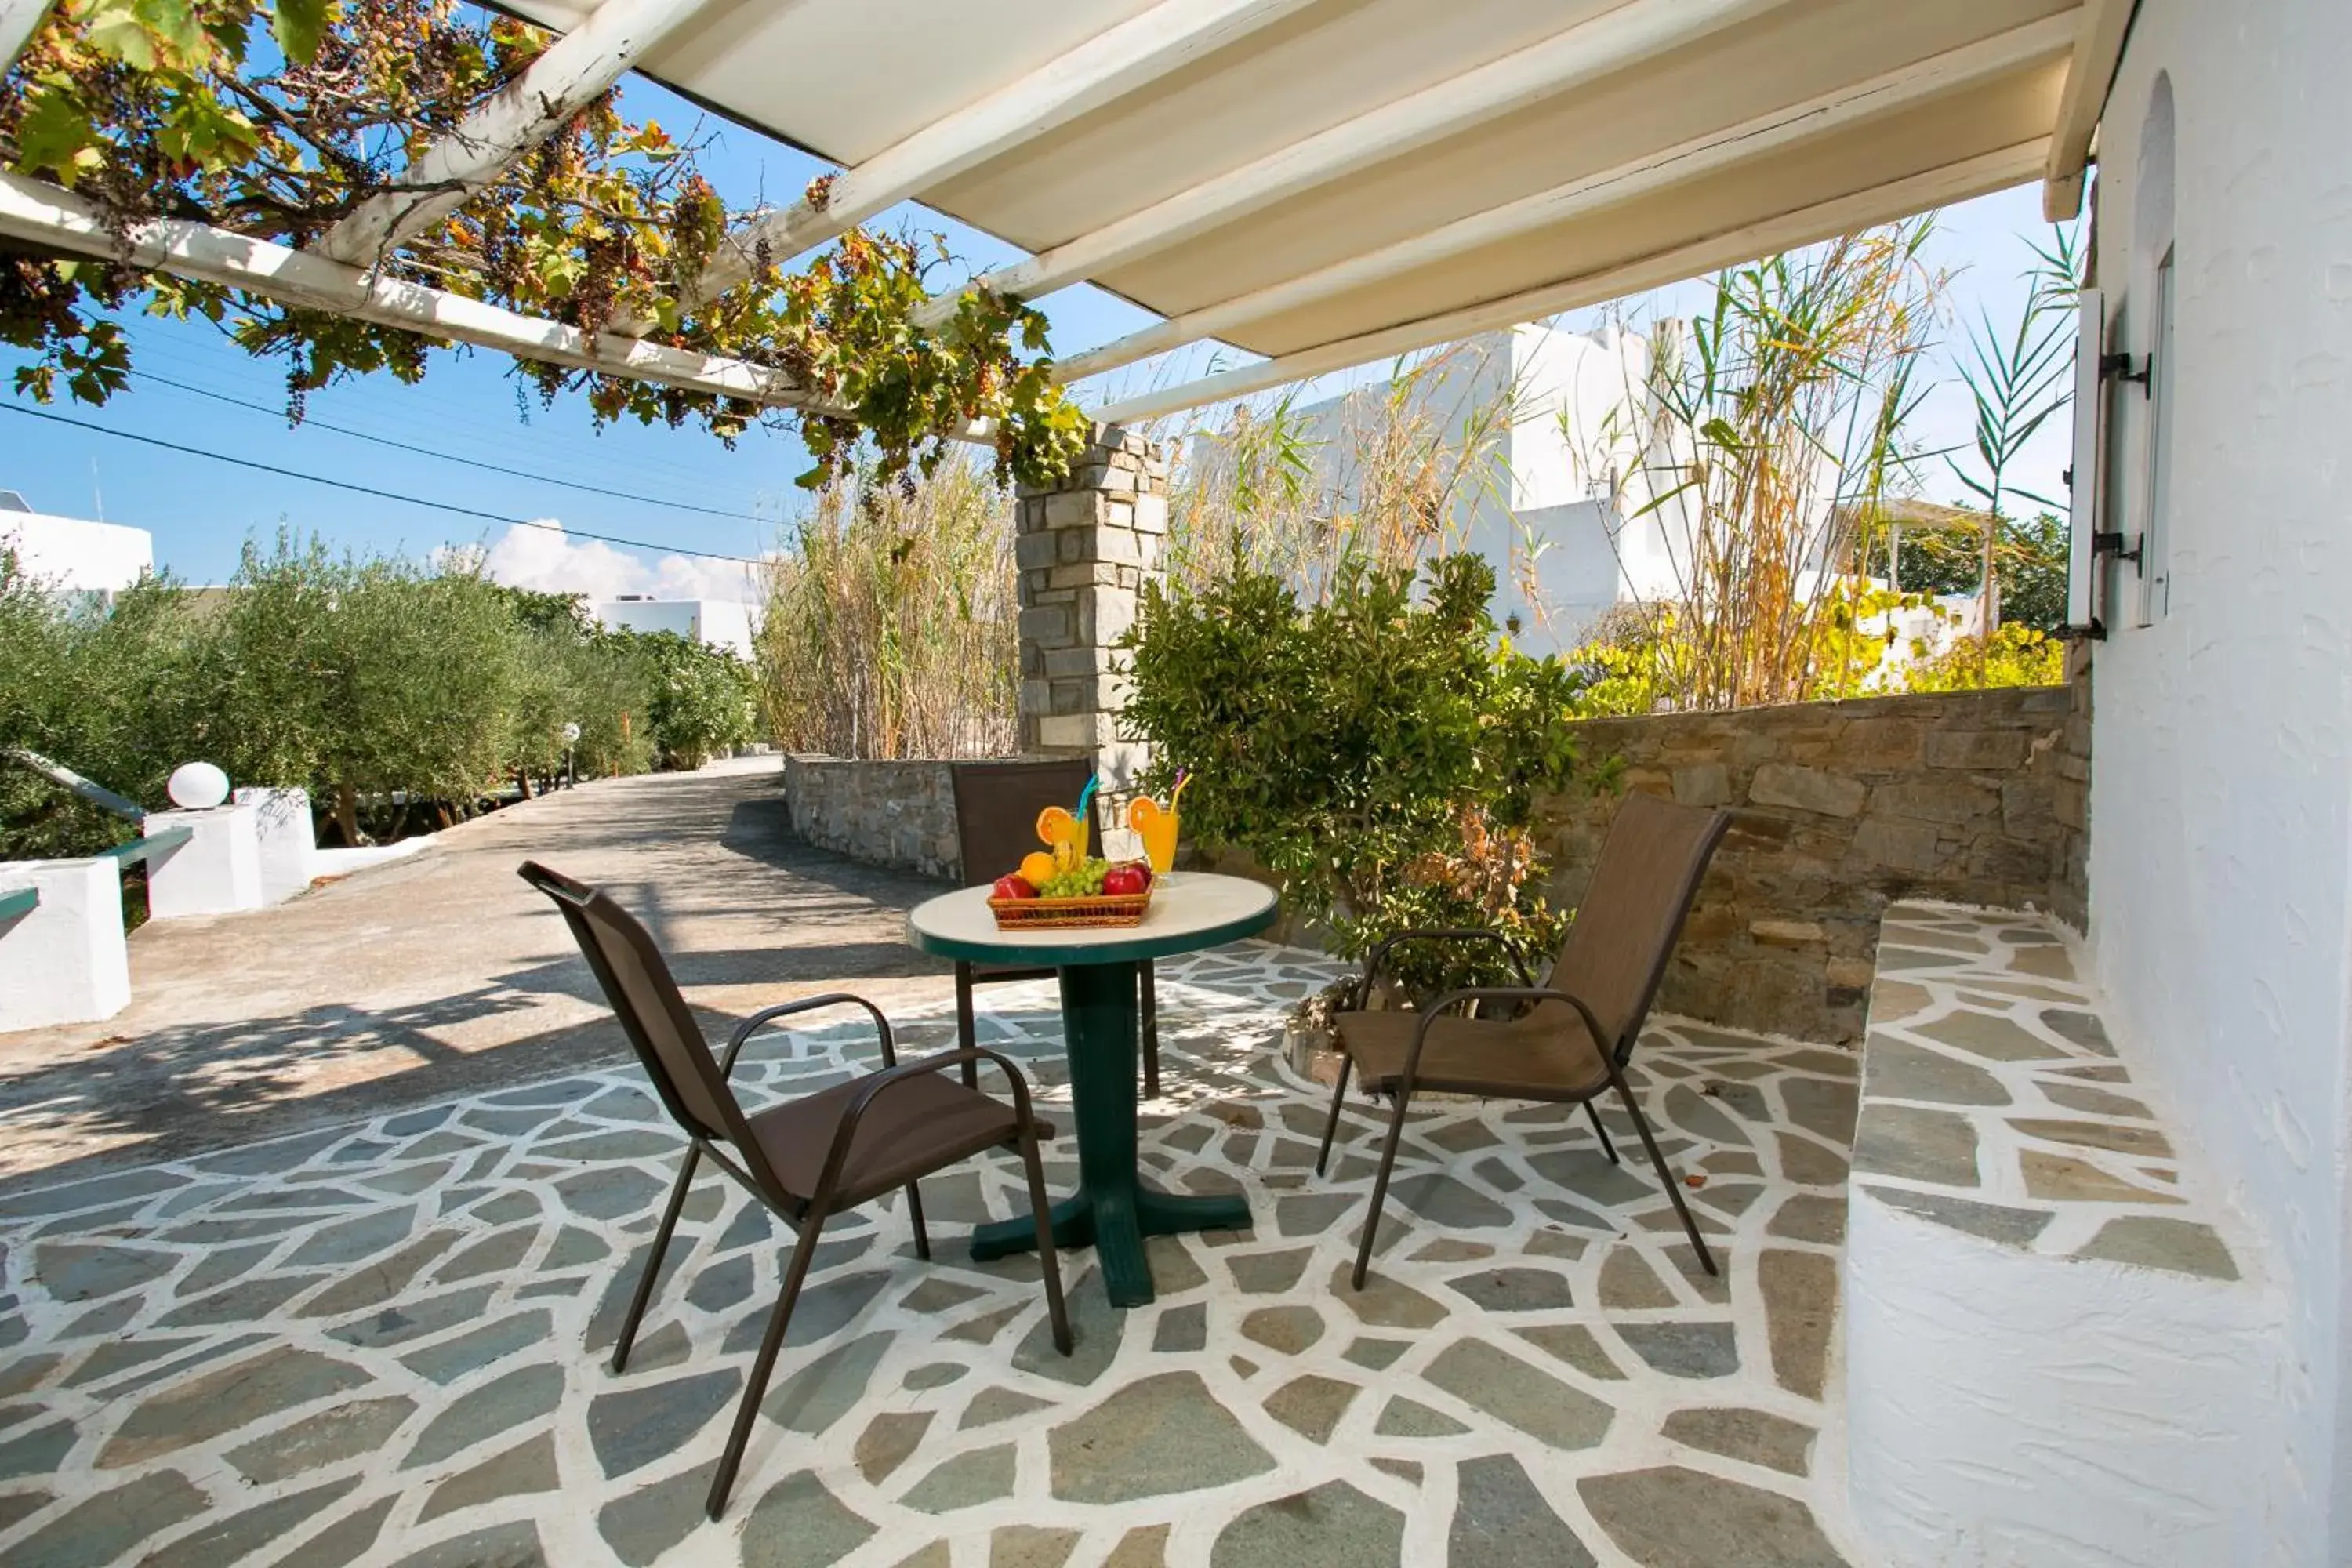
[969, 960, 1248, 1306]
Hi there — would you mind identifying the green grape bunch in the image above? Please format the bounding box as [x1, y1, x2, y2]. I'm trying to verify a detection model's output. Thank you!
[1040, 857, 1112, 898]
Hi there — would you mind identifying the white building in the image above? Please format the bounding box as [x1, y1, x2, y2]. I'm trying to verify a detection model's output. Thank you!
[1273, 321, 1698, 653]
[592, 595, 755, 659]
[0, 491, 153, 599]
[2067, 5, 2351, 1557]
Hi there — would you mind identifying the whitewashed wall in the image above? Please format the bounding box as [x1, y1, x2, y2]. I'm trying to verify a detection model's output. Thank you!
[593, 597, 756, 659]
[1267, 322, 1696, 653]
[2084, 0, 2352, 1557]
[0, 510, 154, 596]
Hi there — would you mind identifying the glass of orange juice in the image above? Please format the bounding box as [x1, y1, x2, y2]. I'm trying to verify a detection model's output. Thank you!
[1129, 796, 1178, 886]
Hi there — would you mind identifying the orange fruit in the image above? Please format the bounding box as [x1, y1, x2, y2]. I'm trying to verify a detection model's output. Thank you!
[1019, 851, 1057, 887]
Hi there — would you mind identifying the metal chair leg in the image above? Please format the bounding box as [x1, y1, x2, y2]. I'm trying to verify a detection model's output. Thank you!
[1351, 1086, 1414, 1290]
[1611, 1066, 1716, 1276]
[1018, 1119, 1073, 1356]
[904, 1181, 930, 1261]
[954, 965, 979, 1090]
[612, 1142, 701, 1373]
[1584, 1100, 1620, 1165]
[1314, 1054, 1354, 1177]
[1139, 962, 1160, 1099]
[706, 1206, 826, 1519]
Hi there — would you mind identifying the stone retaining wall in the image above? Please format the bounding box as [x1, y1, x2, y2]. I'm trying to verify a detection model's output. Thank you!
[1537, 662, 2090, 1042]
[779, 755, 960, 880]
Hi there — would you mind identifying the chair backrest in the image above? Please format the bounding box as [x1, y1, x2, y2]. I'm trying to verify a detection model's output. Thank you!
[517, 861, 783, 1199]
[1542, 791, 1730, 1062]
[949, 758, 1098, 884]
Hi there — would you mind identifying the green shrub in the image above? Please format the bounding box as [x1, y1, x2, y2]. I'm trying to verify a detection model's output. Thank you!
[1118, 551, 1581, 996]
[641, 631, 755, 768]
[0, 534, 746, 859]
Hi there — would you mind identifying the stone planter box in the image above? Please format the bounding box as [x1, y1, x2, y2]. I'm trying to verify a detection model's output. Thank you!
[1283, 1011, 1480, 1102]
[1282, 1018, 1338, 1083]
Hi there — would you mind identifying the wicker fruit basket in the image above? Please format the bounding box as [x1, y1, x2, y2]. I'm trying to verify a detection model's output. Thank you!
[989, 880, 1154, 931]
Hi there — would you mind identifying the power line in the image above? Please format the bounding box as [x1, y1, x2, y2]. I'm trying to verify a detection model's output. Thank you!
[127, 368, 777, 524]
[0, 401, 771, 567]
[123, 332, 771, 500]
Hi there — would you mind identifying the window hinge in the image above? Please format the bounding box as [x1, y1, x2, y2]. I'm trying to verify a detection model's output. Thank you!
[2101, 351, 2152, 393]
[2092, 531, 2142, 564]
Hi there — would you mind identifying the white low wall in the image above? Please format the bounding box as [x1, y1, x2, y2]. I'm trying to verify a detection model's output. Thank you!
[145, 803, 265, 919]
[1846, 905, 2293, 1564]
[234, 786, 315, 902]
[0, 858, 129, 1033]
[310, 837, 431, 879]
[1845, 1191, 2285, 1566]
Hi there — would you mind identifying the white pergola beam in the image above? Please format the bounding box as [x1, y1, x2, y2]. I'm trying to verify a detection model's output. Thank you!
[2042, 0, 2137, 220]
[318, 0, 720, 267]
[1056, 15, 2075, 387]
[0, 0, 56, 74]
[0, 172, 824, 412]
[911, 0, 1800, 329]
[1091, 138, 2053, 427]
[684, 0, 1316, 306]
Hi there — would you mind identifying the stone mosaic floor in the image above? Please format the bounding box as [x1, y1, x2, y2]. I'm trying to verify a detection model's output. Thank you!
[1855, 902, 2238, 1280]
[0, 942, 1868, 1567]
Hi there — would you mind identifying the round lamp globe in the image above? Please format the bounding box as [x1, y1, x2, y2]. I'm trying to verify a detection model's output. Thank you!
[167, 761, 231, 810]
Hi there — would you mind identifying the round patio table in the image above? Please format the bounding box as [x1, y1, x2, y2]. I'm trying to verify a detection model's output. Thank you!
[906, 873, 1278, 1307]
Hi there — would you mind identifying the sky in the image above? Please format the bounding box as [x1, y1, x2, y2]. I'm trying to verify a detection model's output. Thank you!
[0, 69, 2077, 601]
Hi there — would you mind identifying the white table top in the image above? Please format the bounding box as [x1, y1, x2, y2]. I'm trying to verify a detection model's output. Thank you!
[905, 873, 1279, 966]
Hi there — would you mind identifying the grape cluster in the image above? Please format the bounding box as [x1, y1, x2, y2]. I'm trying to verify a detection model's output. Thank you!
[1040, 857, 1112, 898]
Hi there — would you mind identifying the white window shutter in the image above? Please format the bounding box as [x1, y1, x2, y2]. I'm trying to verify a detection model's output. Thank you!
[2066, 286, 2107, 632]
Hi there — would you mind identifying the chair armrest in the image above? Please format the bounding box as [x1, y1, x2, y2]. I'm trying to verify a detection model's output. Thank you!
[722, 993, 898, 1078]
[1395, 985, 1613, 1095]
[1348, 927, 1535, 1010]
[806, 1047, 1040, 1205]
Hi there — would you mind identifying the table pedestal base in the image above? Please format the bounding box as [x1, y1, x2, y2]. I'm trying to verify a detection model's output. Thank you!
[964, 959, 1248, 1307]
[971, 1185, 1247, 1307]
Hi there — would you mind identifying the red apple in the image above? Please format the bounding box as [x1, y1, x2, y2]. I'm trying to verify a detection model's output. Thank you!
[993, 874, 1038, 900]
[1102, 864, 1152, 897]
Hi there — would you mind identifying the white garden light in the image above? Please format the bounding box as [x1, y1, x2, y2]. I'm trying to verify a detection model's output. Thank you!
[165, 761, 230, 810]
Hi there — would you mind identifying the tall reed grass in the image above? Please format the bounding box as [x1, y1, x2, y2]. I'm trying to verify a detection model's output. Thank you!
[755, 460, 1018, 759]
[1570, 220, 1947, 710]
[1150, 340, 1525, 604]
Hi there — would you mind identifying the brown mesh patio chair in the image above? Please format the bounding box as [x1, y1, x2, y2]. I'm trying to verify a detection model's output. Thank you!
[517, 860, 1069, 1519]
[1313, 790, 1732, 1289]
[949, 759, 1163, 1095]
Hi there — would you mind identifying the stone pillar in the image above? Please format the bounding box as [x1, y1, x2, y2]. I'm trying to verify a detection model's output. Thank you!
[1014, 425, 1168, 789]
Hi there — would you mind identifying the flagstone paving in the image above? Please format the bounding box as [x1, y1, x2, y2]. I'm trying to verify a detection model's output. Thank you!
[0, 942, 1868, 1566]
[1857, 902, 2237, 1280]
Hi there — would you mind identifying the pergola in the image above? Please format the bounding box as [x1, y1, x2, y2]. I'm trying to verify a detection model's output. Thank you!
[0, 0, 2132, 431]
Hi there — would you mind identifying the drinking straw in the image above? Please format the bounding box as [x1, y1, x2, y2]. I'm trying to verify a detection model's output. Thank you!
[1075, 774, 1100, 823]
[1171, 769, 1193, 810]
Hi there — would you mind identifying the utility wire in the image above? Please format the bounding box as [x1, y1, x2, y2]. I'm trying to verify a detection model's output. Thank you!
[0, 401, 770, 566]
[123, 333, 750, 497]
[128, 369, 775, 523]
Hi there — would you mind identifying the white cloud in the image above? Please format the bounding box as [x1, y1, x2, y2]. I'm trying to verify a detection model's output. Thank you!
[477, 520, 764, 605]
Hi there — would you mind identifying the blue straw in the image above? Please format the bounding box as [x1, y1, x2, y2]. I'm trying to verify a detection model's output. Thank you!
[1075, 775, 1099, 823]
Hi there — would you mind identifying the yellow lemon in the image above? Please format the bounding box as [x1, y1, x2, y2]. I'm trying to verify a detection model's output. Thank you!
[1018, 851, 1057, 887]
